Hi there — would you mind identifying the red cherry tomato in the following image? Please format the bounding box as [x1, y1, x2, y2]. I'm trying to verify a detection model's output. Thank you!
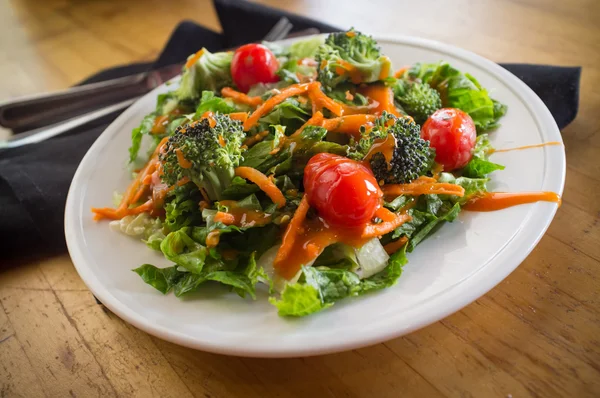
[304, 153, 383, 227]
[231, 44, 280, 93]
[421, 108, 477, 171]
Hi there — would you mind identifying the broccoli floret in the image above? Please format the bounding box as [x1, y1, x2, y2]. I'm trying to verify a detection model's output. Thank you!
[159, 114, 245, 200]
[393, 80, 442, 125]
[177, 49, 233, 101]
[354, 112, 435, 184]
[315, 29, 391, 91]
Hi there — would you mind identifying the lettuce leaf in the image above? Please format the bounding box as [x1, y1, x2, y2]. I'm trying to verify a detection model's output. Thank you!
[270, 246, 408, 317]
[194, 91, 237, 117]
[410, 62, 507, 132]
[132, 264, 183, 294]
[129, 113, 155, 163]
[462, 134, 505, 178]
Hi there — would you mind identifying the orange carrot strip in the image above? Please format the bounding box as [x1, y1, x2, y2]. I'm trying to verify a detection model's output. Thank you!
[394, 66, 409, 78]
[362, 213, 412, 238]
[234, 167, 286, 208]
[214, 212, 236, 224]
[91, 137, 169, 221]
[291, 111, 324, 137]
[308, 82, 344, 116]
[185, 49, 204, 69]
[274, 195, 309, 267]
[375, 206, 397, 222]
[243, 83, 310, 131]
[243, 130, 269, 146]
[383, 236, 408, 254]
[221, 87, 263, 107]
[227, 112, 249, 122]
[321, 114, 378, 139]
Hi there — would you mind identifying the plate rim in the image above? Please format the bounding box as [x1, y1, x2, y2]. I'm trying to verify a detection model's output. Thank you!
[65, 33, 566, 357]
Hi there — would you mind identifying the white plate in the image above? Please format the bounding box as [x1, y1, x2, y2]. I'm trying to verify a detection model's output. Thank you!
[65, 35, 565, 357]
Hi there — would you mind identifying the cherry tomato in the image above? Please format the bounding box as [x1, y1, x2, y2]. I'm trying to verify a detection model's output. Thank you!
[304, 153, 383, 227]
[421, 108, 477, 171]
[231, 44, 280, 93]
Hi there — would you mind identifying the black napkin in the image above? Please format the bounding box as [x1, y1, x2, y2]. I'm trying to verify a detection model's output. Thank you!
[0, 0, 581, 261]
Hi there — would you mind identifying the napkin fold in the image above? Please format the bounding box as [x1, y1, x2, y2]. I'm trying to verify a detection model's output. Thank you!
[0, 0, 581, 261]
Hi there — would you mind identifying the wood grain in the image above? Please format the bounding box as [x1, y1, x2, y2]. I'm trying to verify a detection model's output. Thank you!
[1, 0, 599, 397]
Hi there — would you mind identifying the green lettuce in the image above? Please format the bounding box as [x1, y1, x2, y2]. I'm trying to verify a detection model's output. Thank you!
[270, 246, 408, 317]
[408, 62, 507, 132]
[462, 134, 505, 178]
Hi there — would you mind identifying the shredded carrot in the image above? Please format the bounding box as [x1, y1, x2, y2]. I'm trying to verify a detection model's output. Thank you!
[394, 66, 409, 78]
[345, 90, 354, 101]
[218, 135, 226, 147]
[206, 230, 220, 248]
[151, 115, 169, 134]
[243, 83, 310, 131]
[227, 112, 249, 123]
[375, 206, 397, 222]
[185, 49, 204, 69]
[92, 137, 169, 220]
[274, 195, 309, 268]
[221, 87, 263, 107]
[383, 236, 408, 255]
[234, 167, 286, 208]
[321, 114, 378, 139]
[308, 82, 344, 116]
[382, 176, 465, 197]
[214, 211, 236, 224]
[362, 212, 412, 238]
[291, 111, 324, 137]
[243, 130, 269, 146]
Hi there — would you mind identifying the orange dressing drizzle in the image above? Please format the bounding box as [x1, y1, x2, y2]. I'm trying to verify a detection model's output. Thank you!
[175, 149, 192, 169]
[215, 200, 273, 227]
[358, 84, 399, 116]
[463, 192, 561, 212]
[492, 141, 562, 153]
[363, 133, 396, 168]
[378, 57, 391, 80]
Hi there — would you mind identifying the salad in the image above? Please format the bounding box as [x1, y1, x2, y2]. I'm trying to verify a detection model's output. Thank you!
[92, 29, 513, 317]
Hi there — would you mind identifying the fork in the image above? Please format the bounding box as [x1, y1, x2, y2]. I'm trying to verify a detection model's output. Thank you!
[0, 17, 300, 149]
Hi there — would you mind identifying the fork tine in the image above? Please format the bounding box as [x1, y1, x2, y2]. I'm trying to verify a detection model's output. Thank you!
[263, 17, 292, 42]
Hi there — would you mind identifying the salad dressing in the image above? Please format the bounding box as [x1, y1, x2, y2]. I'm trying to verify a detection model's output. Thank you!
[217, 200, 273, 227]
[463, 191, 561, 211]
[278, 217, 372, 279]
[363, 133, 396, 168]
[492, 141, 562, 153]
[358, 84, 399, 116]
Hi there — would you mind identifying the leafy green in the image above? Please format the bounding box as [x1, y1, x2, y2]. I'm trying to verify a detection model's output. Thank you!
[258, 98, 310, 132]
[409, 62, 506, 132]
[269, 284, 332, 316]
[271, 246, 408, 316]
[177, 49, 233, 100]
[164, 184, 203, 232]
[288, 36, 326, 59]
[160, 230, 208, 274]
[132, 264, 183, 294]
[462, 134, 505, 178]
[129, 113, 155, 163]
[195, 91, 237, 117]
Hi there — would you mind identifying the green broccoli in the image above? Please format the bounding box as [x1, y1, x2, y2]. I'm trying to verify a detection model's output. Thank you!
[315, 29, 391, 91]
[159, 114, 245, 200]
[353, 112, 435, 184]
[177, 49, 233, 101]
[393, 80, 442, 125]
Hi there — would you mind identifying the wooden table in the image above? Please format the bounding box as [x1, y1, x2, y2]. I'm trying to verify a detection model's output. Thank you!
[1, 0, 599, 396]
